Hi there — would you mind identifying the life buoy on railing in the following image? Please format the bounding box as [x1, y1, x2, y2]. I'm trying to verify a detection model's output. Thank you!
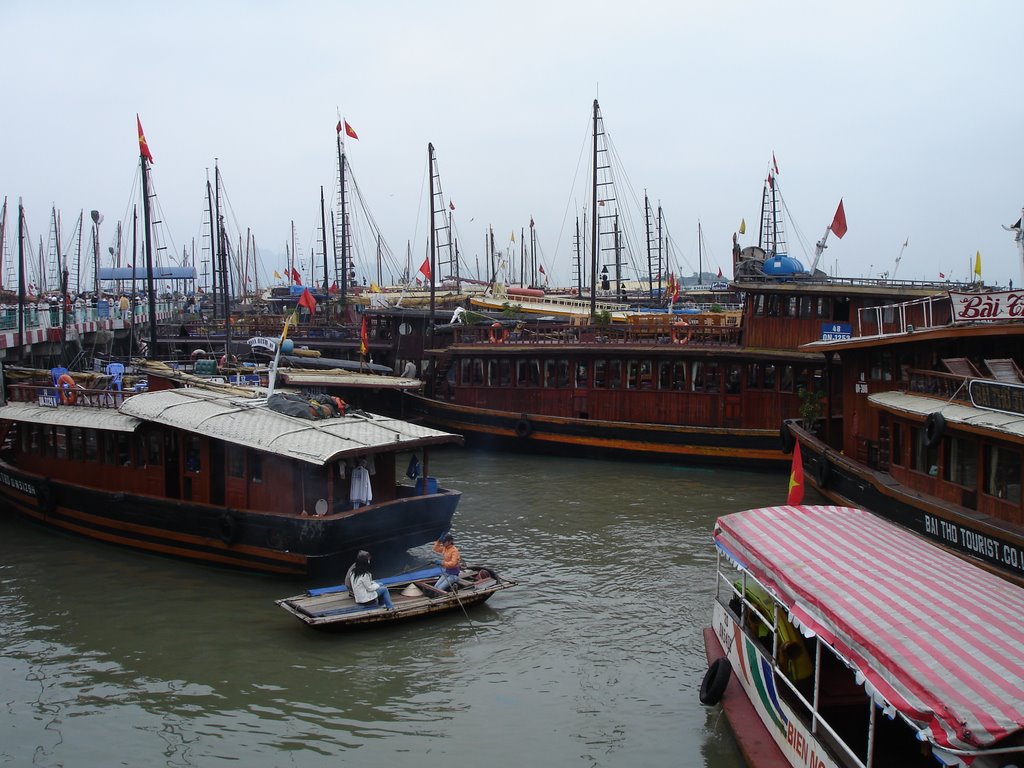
[515, 415, 532, 438]
[924, 412, 946, 448]
[57, 374, 77, 405]
[489, 322, 508, 344]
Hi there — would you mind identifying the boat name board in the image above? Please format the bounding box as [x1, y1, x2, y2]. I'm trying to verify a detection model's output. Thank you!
[968, 378, 1024, 417]
[37, 393, 59, 408]
[247, 336, 277, 351]
[821, 322, 852, 341]
[949, 289, 1024, 321]
[0, 469, 38, 496]
[924, 511, 1024, 575]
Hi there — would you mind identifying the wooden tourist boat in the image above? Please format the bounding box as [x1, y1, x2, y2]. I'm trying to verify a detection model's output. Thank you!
[703, 504, 1024, 768]
[0, 363, 463, 577]
[783, 287, 1024, 585]
[276, 563, 517, 629]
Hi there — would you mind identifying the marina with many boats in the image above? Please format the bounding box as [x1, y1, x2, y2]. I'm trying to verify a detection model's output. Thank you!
[3, 88, 1024, 768]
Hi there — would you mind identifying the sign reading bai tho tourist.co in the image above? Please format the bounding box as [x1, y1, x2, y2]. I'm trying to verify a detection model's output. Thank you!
[949, 289, 1024, 321]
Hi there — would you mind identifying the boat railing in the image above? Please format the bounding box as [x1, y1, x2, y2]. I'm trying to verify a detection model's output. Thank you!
[8, 382, 129, 409]
[905, 368, 972, 402]
[451, 321, 742, 347]
[736, 274, 971, 292]
[856, 294, 953, 336]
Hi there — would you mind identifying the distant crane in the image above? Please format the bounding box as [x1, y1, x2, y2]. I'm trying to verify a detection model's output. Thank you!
[891, 237, 909, 280]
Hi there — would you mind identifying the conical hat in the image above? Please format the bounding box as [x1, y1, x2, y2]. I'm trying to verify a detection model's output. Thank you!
[401, 583, 424, 597]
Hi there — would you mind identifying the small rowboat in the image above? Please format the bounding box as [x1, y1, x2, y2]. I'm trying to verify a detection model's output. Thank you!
[276, 564, 517, 629]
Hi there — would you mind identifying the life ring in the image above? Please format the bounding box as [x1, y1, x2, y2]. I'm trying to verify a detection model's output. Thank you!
[488, 322, 508, 344]
[925, 412, 946, 448]
[813, 456, 830, 488]
[57, 374, 77, 405]
[515, 415, 532, 438]
[699, 658, 732, 706]
[475, 569, 491, 583]
[779, 423, 795, 454]
[190, 349, 208, 361]
[219, 354, 238, 367]
[219, 511, 240, 545]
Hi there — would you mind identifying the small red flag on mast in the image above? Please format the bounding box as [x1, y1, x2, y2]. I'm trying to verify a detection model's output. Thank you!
[137, 115, 154, 164]
[418, 257, 432, 282]
[344, 121, 359, 140]
[297, 288, 317, 314]
[787, 441, 804, 505]
[830, 199, 848, 239]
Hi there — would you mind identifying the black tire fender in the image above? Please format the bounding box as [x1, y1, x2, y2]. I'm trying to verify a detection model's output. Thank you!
[925, 411, 946, 448]
[813, 456, 830, 488]
[779, 422, 795, 454]
[699, 657, 732, 706]
[219, 511, 241, 545]
[515, 414, 532, 438]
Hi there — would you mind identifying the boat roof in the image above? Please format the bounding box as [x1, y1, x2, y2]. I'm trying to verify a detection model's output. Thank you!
[714, 505, 1024, 752]
[117, 386, 461, 465]
[276, 369, 422, 391]
[869, 391, 1024, 442]
[0, 401, 142, 432]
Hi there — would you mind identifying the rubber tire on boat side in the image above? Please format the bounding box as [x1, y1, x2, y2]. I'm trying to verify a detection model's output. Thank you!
[219, 511, 240, 545]
[515, 415, 532, 438]
[814, 457, 830, 489]
[699, 657, 731, 706]
[924, 412, 946, 448]
[779, 422, 795, 454]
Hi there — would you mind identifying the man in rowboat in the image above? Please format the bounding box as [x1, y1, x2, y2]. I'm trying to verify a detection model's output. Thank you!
[432, 534, 461, 592]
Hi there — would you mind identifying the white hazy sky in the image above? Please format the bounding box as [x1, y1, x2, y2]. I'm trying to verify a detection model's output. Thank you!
[3, 1, 1022, 290]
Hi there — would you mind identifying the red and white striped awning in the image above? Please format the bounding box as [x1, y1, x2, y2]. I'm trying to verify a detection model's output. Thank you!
[714, 505, 1024, 752]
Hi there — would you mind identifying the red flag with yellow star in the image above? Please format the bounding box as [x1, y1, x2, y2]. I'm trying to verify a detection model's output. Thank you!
[787, 441, 804, 505]
[137, 114, 154, 164]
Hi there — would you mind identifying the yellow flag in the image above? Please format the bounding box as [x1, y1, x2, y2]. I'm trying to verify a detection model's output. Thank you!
[510, 231, 516, 243]
[974, 250, 982, 278]
[273, 270, 282, 280]
[280, 311, 297, 342]
[370, 282, 381, 293]
[739, 218, 746, 235]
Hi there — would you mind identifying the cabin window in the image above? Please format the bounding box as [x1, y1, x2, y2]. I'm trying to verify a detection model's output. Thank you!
[984, 445, 1021, 504]
[471, 359, 485, 385]
[911, 428, 938, 476]
[746, 363, 761, 389]
[55, 427, 67, 459]
[84, 429, 99, 462]
[763, 364, 776, 390]
[593, 360, 606, 388]
[753, 295, 766, 315]
[607, 360, 622, 389]
[227, 445, 245, 478]
[543, 360, 556, 387]
[21, 425, 33, 454]
[638, 360, 653, 389]
[516, 360, 530, 386]
[103, 433, 117, 465]
[68, 428, 84, 461]
[460, 358, 471, 385]
[556, 359, 570, 387]
[832, 298, 850, 322]
[766, 296, 780, 317]
[248, 450, 263, 483]
[816, 297, 830, 318]
[798, 297, 812, 318]
[575, 362, 589, 388]
[869, 351, 893, 381]
[500, 360, 513, 386]
[779, 365, 795, 392]
[116, 433, 131, 466]
[672, 362, 686, 390]
[785, 297, 797, 317]
[705, 362, 720, 393]
[944, 437, 977, 489]
[891, 423, 903, 466]
[487, 359, 499, 386]
[146, 431, 162, 466]
[528, 360, 541, 387]
[725, 364, 742, 394]
[185, 435, 201, 473]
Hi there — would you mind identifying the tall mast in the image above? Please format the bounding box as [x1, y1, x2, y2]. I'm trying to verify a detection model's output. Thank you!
[337, 125, 348, 306]
[206, 175, 217, 316]
[0, 196, 6, 291]
[698, 219, 703, 286]
[17, 199, 25, 347]
[589, 99, 599, 318]
[140, 150, 158, 359]
[319, 185, 329, 292]
[644, 193, 653, 299]
[428, 143, 436, 335]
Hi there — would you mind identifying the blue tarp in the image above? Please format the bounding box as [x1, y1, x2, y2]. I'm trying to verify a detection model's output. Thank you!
[306, 565, 442, 596]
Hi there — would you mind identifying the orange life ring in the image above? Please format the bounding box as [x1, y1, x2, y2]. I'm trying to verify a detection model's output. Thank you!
[57, 374, 77, 405]
[488, 323, 508, 344]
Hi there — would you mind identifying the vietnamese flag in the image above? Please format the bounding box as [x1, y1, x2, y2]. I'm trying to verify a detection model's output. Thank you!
[137, 114, 154, 164]
[290, 267, 302, 285]
[297, 287, 317, 314]
[829, 199, 848, 239]
[359, 314, 369, 356]
[787, 441, 804, 505]
[344, 120, 359, 140]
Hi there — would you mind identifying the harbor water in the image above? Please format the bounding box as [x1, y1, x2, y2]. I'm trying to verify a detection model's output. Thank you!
[0, 448, 811, 767]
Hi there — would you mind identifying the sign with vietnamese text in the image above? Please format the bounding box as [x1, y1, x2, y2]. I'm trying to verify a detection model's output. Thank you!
[969, 378, 1024, 417]
[950, 289, 1024, 321]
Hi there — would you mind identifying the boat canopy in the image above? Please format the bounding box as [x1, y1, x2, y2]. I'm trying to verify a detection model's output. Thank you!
[870, 391, 1024, 441]
[0, 401, 142, 432]
[118, 387, 461, 465]
[714, 505, 1024, 752]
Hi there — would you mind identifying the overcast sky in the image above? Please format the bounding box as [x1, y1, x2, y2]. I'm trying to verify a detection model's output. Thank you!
[3, 1, 1022, 291]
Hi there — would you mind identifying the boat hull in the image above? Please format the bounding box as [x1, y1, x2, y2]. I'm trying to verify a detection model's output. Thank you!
[0, 461, 459, 578]
[706, 603, 842, 768]
[405, 394, 787, 468]
[785, 421, 1024, 587]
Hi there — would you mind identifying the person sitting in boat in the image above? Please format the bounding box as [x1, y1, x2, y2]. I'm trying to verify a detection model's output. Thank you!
[432, 533, 461, 592]
[349, 550, 394, 611]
